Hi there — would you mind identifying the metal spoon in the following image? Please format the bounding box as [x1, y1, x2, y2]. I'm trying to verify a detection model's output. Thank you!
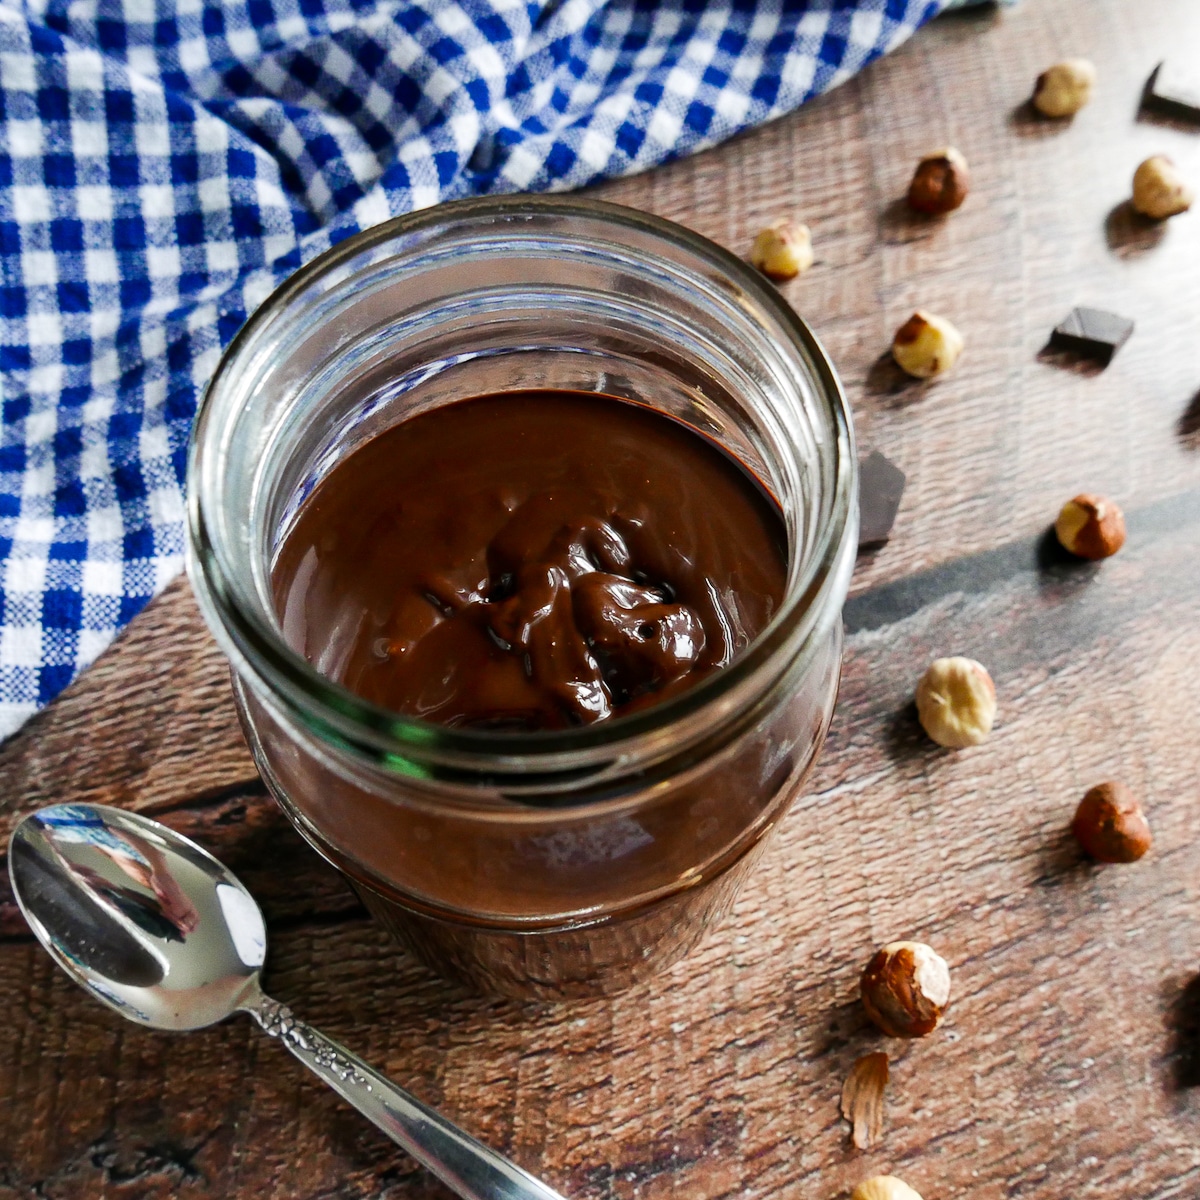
[8, 802, 566, 1200]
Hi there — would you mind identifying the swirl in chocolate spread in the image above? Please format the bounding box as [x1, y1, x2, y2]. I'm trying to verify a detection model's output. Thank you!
[273, 391, 788, 731]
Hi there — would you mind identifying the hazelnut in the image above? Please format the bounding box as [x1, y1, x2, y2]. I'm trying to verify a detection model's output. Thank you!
[1132, 155, 1194, 220]
[906, 147, 970, 214]
[861, 941, 951, 1039]
[1054, 493, 1125, 559]
[1072, 781, 1152, 863]
[1033, 59, 1096, 117]
[851, 1178, 924, 1200]
[915, 656, 996, 748]
[748, 219, 814, 281]
[891, 310, 964, 379]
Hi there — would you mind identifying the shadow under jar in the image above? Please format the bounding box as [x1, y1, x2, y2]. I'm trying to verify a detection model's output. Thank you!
[186, 196, 858, 1000]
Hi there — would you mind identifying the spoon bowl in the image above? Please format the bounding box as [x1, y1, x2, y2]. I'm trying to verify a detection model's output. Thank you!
[9, 802, 567, 1200]
[10, 804, 265, 1029]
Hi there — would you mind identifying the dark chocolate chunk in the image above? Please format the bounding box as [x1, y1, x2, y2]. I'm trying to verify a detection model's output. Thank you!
[1049, 307, 1135, 365]
[858, 450, 906, 549]
[1146, 61, 1200, 123]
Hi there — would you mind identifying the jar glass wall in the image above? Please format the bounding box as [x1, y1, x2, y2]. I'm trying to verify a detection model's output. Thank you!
[186, 196, 858, 999]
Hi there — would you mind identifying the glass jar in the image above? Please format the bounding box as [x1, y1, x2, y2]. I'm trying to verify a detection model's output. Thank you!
[186, 196, 858, 1000]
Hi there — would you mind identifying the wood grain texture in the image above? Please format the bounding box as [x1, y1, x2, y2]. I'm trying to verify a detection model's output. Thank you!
[4, 1, 1200, 1196]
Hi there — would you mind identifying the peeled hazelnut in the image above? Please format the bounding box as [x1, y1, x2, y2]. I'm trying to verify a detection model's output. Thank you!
[906, 147, 970, 214]
[915, 656, 995, 748]
[1072, 781, 1152, 863]
[1055, 493, 1125, 559]
[851, 1178, 925, 1200]
[1033, 58, 1096, 117]
[748, 219, 814, 281]
[1132, 155, 1194, 220]
[861, 941, 951, 1039]
[891, 310, 964, 378]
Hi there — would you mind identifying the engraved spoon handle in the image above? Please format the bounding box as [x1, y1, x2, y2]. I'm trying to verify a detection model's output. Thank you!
[249, 994, 567, 1200]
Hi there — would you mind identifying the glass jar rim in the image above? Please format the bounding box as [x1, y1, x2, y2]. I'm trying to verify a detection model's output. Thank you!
[186, 194, 857, 766]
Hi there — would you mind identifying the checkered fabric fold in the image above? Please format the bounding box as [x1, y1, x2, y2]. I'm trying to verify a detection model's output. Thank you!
[0, 0, 988, 738]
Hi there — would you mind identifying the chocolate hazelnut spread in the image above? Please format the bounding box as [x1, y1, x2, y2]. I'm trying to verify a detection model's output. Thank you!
[272, 390, 787, 729]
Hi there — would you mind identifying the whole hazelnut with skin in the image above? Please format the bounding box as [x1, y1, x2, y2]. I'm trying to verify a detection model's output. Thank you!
[748, 219, 813, 281]
[891, 310, 964, 378]
[861, 942, 951, 1038]
[851, 1178, 925, 1200]
[1073, 782, 1152, 863]
[1055, 493, 1125, 559]
[907, 147, 970, 214]
[1132, 156, 1194, 220]
[1033, 59, 1096, 117]
[915, 656, 995, 748]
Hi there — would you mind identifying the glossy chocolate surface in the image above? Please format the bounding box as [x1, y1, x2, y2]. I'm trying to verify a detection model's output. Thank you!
[273, 391, 787, 730]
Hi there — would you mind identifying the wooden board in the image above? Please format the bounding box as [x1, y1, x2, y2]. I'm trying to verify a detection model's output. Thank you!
[4, 0, 1200, 1196]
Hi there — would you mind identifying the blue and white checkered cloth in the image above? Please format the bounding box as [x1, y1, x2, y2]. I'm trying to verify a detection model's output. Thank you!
[0, 0, 997, 738]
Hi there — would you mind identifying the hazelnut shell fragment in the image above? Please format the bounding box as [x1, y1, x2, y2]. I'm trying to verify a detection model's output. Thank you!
[861, 941, 951, 1039]
[891, 310, 964, 379]
[1072, 782, 1152, 863]
[748, 219, 814, 281]
[915, 656, 996, 748]
[1132, 155, 1194, 220]
[907, 147, 970, 214]
[1033, 59, 1096, 117]
[840, 1051, 889, 1150]
[1055, 493, 1125, 560]
[851, 1175, 925, 1200]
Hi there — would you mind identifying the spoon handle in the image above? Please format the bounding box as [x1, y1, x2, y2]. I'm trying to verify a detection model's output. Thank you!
[250, 994, 567, 1200]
